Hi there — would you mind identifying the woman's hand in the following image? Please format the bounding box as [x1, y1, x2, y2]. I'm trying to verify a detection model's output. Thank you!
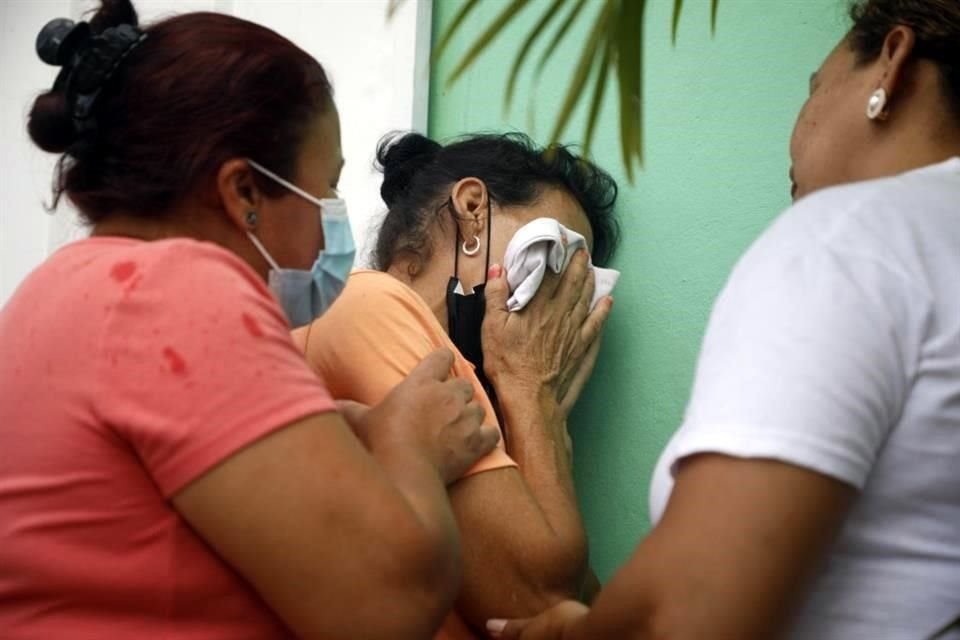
[482, 253, 613, 417]
[487, 601, 590, 639]
[339, 348, 501, 484]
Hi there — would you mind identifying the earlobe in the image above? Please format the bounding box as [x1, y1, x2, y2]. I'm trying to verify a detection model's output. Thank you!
[217, 158, 262, 231]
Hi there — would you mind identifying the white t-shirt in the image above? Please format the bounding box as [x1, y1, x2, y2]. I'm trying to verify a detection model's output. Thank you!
[650, 158, 960, 639]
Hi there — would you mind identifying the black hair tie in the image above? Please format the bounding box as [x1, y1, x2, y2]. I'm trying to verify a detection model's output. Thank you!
[36, 17, 147, 135]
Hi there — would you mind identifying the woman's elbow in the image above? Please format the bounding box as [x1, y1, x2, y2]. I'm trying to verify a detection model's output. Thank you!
[375, 526, 464, 639]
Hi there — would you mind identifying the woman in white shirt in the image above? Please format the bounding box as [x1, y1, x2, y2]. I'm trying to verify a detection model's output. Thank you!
[488, 0, 960, 638]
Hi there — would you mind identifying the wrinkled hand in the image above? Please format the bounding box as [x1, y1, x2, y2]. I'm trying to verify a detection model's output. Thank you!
[341, 349, 501, 484]
[487, 601, 590, 639]
[482, 253, 613, 416]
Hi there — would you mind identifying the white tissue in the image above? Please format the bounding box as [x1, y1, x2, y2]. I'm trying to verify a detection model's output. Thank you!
[503, 217, 619, 312]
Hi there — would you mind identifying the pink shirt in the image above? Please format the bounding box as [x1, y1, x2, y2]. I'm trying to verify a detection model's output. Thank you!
[0, 237, 335, 639]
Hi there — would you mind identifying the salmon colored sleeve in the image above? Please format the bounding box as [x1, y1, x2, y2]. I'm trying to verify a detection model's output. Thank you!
[96, 241, 336, 498]
[296, 271, 516, 477]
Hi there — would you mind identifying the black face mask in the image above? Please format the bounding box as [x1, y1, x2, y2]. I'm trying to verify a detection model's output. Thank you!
[446, 197, 495, 400]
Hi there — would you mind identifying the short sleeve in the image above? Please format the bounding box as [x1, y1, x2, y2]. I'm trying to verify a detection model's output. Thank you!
[95, 241, 336, 497]
[296, 271, 516, 477]
[669, 219, 929, 489]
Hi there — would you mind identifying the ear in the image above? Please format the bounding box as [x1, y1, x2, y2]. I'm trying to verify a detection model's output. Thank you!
[876, 25, 917, 114]
[449, 177, 489, 243]
[216, 158, 266, 232]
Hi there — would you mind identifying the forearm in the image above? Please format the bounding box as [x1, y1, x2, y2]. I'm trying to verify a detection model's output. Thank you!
[367, 444, 462, 621]
[492, 383, 590, 594]
[497, 383, 581, 537]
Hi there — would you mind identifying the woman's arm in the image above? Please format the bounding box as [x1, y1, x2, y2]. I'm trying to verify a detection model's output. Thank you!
[493, 454, 855, 639]
[447, 255, 611, 629]
[173, 350, 499, 640]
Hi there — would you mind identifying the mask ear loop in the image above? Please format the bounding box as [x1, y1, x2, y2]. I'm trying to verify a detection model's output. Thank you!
[482, 196, 492, 283]
[450, 197, 461, 280]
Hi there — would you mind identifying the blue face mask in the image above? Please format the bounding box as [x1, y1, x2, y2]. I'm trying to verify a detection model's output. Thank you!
[246, 159, 356, 327]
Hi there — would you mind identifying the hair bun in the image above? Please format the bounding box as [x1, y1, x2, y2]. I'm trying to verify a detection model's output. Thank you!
[28, 91, 77, 153]
[377, 132, 441, 208]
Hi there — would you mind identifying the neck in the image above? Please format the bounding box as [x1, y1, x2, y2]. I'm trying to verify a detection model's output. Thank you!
[388, 262, 451, 332]
[863, 128, 960, 181]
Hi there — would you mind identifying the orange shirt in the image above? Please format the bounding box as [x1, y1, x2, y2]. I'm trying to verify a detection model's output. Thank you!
[0, 237, 335, 639]
[292, 269, 517, 639]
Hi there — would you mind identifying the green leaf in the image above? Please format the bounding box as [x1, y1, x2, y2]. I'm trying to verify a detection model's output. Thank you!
[504, 0, 569, 109]
[548, 1, 615, 144]
[534, 0, 589, 76]
[583, 36, 613, 157]
[711, 0, 720, 34]
[616, 0, 646, 181]
[433, 0, 483, 62]
[671, 0, 684, 44]
[445, 0, 534, 88]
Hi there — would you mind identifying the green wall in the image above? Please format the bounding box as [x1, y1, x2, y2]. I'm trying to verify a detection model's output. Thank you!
[429, 0, 849, 580]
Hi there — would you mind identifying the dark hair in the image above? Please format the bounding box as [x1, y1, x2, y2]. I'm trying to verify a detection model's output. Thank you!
[28, 0, 333, 222]
[374, 132, 620, 270]
[848, 0, 960, 119]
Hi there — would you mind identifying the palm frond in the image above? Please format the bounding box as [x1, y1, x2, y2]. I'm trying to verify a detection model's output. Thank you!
[616, 0, 646, 181]
[583, 36, 613, 157]
[671, 0, 684, 44]
[418, 0, 724, 181]
[432, 0, 483, 61]
[534, 0, 589, 77]
[548, 1, 615, 144]
[504, 0, 570, 109]
[446, 0, 534, 88]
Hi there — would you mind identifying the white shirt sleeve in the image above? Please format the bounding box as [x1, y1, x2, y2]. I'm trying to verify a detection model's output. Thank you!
[669, 212, 926, 490]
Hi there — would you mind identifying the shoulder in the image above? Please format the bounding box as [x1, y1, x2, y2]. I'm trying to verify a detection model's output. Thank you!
[756, 160, 960, 266]
[337, 270, 432, 310]
[303, 270, 444, 359]
[324, 270, 442, 333]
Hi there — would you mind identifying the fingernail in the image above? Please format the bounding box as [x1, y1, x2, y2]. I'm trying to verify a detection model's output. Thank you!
[488, 264, 502, 280]
[487, 619, 507, 637]
[607, 296, 614, 309]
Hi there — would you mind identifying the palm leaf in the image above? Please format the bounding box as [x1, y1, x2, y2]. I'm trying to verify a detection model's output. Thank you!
[504, 0, 570, 109]
[671, 0, 684, 44]
[414, 0, 724, 181]
[548, 1, 614, 144]
[583, 35, 613, 157]
[446, 0, 534, 87]
[616, 0, 646, 181]
[534, 0, 589, 76]
[432, 0, 483, 61]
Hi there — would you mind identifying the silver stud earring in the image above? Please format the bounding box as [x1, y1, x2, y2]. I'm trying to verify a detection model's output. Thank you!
[866, 88, 887, 120]
[461, 235, 481, 256]
[245, 210, 258, 228]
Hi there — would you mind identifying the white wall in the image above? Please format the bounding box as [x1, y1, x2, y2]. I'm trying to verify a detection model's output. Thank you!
[0, 0, 431, 306]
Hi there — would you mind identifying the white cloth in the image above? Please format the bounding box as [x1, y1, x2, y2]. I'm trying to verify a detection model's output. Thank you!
[650, 158, 960, 640]
[503, 217, 619, 312]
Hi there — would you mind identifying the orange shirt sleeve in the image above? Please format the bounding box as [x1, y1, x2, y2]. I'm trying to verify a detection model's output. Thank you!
[293, 270, 516, 477]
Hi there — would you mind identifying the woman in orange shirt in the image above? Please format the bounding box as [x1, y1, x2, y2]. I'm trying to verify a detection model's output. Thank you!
[294, 132, 620, 638]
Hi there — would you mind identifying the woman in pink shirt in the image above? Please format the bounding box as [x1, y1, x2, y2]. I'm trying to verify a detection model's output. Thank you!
[0, 1, 500, 638]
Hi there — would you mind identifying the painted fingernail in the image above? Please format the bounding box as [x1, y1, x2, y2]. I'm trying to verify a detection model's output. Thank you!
[487, 619, 507, 637]
[607, 296, 614, 309]
[488, 264, 502, 279]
